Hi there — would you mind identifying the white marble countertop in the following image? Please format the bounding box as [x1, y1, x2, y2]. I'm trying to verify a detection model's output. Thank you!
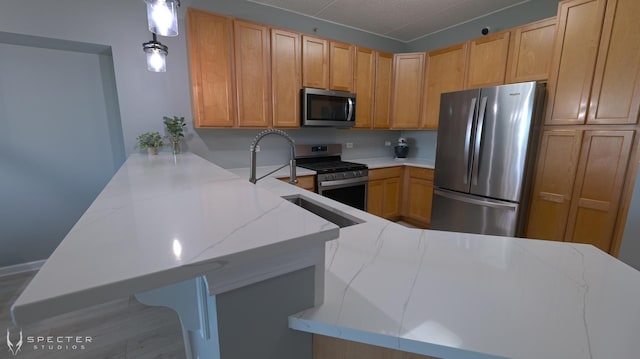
[247, 172, 640, 359]
[11, 153, 339, 325]
[349, 157, 435, 170]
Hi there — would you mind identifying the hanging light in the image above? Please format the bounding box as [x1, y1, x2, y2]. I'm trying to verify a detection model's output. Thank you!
[143, 34, 168, 72]
[144, 0, 180, 37]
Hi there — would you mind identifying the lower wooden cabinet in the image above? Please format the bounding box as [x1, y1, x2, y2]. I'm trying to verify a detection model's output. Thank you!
[313, 334, 438, 359]
[402, 167, 434, 228]
[368, 167, 402, 220]
[526, 129, 635, 253]
[278, 175, 315, 191]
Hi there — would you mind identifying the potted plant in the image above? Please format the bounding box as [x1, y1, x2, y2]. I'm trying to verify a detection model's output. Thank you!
[136, 131, 164, 155]
[163, 116, 187, 154]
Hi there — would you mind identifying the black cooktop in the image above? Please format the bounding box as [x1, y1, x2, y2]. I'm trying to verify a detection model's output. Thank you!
[296, 158, 368, 174]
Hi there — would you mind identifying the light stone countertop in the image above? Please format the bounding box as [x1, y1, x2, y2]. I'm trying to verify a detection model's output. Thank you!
[246, 169, 640, 359]
[11, 153, 339, 325]
[349, 157, 435, 170]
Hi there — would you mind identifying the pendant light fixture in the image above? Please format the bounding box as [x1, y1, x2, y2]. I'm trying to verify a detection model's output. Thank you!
[144, 0, 181, 37]
[143, 34, 168, 72]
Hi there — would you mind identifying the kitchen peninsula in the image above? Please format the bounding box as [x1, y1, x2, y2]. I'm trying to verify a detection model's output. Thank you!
[12, 153, 640, 359]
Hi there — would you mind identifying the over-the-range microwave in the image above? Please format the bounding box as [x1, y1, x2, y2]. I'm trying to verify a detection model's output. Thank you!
[301, 88, 356, 128]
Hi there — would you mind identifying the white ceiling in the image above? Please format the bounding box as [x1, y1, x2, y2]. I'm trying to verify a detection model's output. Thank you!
[247, 0, 530, 42]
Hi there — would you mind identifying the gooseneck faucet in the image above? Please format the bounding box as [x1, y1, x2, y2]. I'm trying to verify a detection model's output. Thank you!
[249, 129, 298, 185]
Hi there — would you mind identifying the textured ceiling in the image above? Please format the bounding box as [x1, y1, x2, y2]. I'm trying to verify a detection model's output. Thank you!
[247, 0, 530, 42]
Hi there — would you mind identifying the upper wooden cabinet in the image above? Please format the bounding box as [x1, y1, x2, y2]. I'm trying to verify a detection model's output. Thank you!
[187, 9, 235, 128]
[354, 47, 375, 129]
[587, 0, 640, 125]
[391, 52, 425, 129]
[271, 28, 301, 128]
[329, 41, 355, 91]
[565, 130, 634, 252]
[422, 43, 468, 129]
[234, 20, 271, 127]
[506, 17, 557, 83]
[546, 0, 607, 125]
[302, 35, 329, 89]
[465, 31, 510, 89]
[373, 51, 393, 129]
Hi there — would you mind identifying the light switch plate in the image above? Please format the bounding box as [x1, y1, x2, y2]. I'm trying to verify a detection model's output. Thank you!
[346, 142, 353, 149]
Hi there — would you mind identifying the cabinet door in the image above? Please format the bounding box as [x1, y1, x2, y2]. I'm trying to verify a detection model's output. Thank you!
[383, 177, 401, 219]
[354, 47, 374, 129]
[587, 0, 640, 125]
[465, 31, 510, 89]
[422, 43, 467, 129]
[546, 0, 607, 125]
[367, 180, 384, 217]
[271, 29, 301, 128]
[565, 130, 634, 252]
[391, 53, 425, 129]
[302, 35, 329, 89]
[187, 9, 235, 128]
[329, 41, 355, 92]
[234, 20, 271, 127]
[373, 51, 393, 129]
[403, 167, 434, 228]
[526, 130, 583, 241]
[506, 17, 557, 83]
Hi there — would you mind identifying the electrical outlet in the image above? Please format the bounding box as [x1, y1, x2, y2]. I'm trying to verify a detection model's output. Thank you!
[384, 141, 391, 147]
[346, 142, 353, 149]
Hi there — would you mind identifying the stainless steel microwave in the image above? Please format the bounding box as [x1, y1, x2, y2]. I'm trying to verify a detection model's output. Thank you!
[301, 88, 356, 128]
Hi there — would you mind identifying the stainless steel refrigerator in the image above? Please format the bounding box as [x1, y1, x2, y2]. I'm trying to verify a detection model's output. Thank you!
[430, 81, 546, 237]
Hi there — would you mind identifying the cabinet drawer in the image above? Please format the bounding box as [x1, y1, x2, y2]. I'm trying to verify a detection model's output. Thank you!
[368, 167, 402, 181]
[406, 167, 434, 180]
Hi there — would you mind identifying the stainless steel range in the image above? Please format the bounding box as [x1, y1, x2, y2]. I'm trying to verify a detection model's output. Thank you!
[296, 144, 368, 211]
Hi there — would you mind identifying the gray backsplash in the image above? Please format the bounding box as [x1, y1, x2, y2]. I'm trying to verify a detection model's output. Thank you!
[184, 128, 438, 169]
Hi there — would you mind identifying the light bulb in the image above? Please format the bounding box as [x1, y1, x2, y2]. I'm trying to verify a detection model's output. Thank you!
[146, 49, 166, 72]
[146, 0, 179, 37]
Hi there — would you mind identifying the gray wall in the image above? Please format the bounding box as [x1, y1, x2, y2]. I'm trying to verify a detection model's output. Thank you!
[620, 166, 640, 271]
[0, 42, 124, 267]
[406, 0, 560, 52]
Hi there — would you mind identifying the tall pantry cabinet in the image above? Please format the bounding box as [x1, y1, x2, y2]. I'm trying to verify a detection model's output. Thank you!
[527, 0, 640, 255]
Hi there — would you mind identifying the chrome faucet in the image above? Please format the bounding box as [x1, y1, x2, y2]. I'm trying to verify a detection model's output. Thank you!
[249, 129, 298, 185]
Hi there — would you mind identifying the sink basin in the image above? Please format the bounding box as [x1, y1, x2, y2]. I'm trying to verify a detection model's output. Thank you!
[282, 195, 363, 228]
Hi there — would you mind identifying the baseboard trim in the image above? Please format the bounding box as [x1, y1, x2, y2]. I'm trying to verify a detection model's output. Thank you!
[0, 259, 46, 278]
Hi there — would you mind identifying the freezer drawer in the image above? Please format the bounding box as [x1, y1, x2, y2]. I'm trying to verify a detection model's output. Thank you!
[430, 188, 520, 237]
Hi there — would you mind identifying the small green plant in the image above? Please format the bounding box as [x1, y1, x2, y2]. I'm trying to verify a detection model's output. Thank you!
[163, 116, 187, 141]
[136, 131, 164, 150]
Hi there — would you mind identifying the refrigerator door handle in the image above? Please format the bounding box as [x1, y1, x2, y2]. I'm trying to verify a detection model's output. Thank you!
[472, 96, 488, 186]
[463, 97, 477, 184]
[434, 188, 518, 210]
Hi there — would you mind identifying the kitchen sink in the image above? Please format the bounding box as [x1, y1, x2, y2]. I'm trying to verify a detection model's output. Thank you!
[282, 194, 363, 228]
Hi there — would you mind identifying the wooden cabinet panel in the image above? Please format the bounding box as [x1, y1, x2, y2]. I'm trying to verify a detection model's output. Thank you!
[587, 0, 640, 125]
[187, 9, 235, 128]
[402, 167, 434, 228]
[565, 130, 634, 252]
[546, 0, 607, 125]
[422, 43, 467, 129]
[314, 334, 438, 359]
[354, 47, 375, 129]
[526, 130, 583, 241]
[465, 31, 510, 89]
[329, 41, 355, 91]
[234, 20, 271, 127]
[271, 29, 301, 128]
[278, 175, 314, 191]
[368, 167, 402, 220]
[506, 17, 557, 83]
[302, 35, 329, 89]
[391, 53, 425, 129]
[373, 51, 393, 129]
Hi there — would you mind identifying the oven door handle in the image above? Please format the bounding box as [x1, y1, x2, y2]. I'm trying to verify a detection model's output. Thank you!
[319, 176, 369, 188]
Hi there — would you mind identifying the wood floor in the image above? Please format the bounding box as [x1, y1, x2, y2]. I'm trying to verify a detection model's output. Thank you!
[0, 271, 185, 359]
